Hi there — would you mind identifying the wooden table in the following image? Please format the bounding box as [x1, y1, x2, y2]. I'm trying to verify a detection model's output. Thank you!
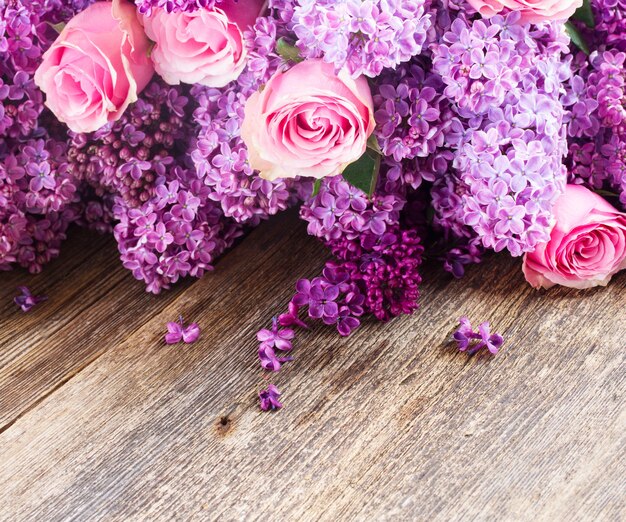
[1, 210, 624, 521]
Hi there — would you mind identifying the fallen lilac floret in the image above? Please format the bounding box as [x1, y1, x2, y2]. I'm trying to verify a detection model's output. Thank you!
[14, 287, 47, 313]
[259, 384, 283, 411]
[165, 316, 200, 344]
[453, 316, 503, 355]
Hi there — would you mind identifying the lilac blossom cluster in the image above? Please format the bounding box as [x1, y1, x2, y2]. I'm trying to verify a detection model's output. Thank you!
[0, 0, 91, 273]
[300, 171, 424, 324]
[68, 81, 191, 208]
[290, 0, 433, 78]
[190, 14, 310, 227]
[134, 0, 221, 15]
[259, 171, 425, 377]
[112, 166, 243, 293]
[564, 0, 626, 207]
[431, 12, 571, 256]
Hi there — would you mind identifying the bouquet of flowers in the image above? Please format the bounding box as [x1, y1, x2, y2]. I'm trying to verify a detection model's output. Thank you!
[1, 0, 625, 409]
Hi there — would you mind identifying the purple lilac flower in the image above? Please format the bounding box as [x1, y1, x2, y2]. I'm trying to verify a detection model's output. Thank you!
[278, 302, 309, 329]
[562, 12, 626, 209]
[165, 316, 201, 344]
[430, 11, 571, 256]
[453, 316, 474, 351]
[453, 316, 503, 355]
[134, 0, 222, 15]
[67, 81, 190, 208]
[0, 0, 93, 274]
[259, 384, 283, 411]
[257, 317, 295, 351]
[14, 286, 47, 312]
[257, 317, 297, 371]
[291, 0, 432, 78]
[189, 15, 309, 228]
[374, 63, 453, 163]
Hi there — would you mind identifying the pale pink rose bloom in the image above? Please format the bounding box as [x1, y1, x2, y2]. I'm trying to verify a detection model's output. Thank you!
[141, 0, 265, 88]
[523, 184, 626, 289]
[34, 0, 154, 133]
[241, 59, 376, 181]
[466, 0, 583, 23]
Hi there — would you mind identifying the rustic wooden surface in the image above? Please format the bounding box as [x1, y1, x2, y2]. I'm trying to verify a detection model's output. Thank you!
[0, 209, 624, 522]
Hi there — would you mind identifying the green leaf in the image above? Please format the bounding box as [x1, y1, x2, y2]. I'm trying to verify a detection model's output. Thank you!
[341, 149, 381, 197]
[366, 134, 382, 155]
[593, 189, 619, 198]
[565, 22, 590, 55]
[571, 0, 595, 28]
[48, 21, 66, 33]
[276, 38, 303, 64]
[312, 179, 322, 197]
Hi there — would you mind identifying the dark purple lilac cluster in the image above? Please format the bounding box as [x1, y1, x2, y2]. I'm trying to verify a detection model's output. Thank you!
[564, 0, 626, 207]
[300, 169, 425, 322]
[258, 169, 425, 377]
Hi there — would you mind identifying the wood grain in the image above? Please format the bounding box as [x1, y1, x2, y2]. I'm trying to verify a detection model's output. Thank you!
[0, 210, 624, 521]
[0, 228, 189, 430]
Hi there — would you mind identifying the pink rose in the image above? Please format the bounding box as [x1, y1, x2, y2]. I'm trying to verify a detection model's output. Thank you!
[466, 0, 583, 23]
[141, 0, 265, 88]
[34, 0, 154, 133]
[241, 59, 376, 181]
[523, 185, 626, 289]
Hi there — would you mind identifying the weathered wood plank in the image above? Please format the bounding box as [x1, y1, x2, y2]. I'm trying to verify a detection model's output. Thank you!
[0, 228, 189, 430]
[0, 210, 624, 521]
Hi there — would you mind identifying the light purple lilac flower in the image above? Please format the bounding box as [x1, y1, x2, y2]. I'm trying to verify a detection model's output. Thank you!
[453, 316, 503, 355]
[291, 0, 432, 78]
[165, 316, 201, 344]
